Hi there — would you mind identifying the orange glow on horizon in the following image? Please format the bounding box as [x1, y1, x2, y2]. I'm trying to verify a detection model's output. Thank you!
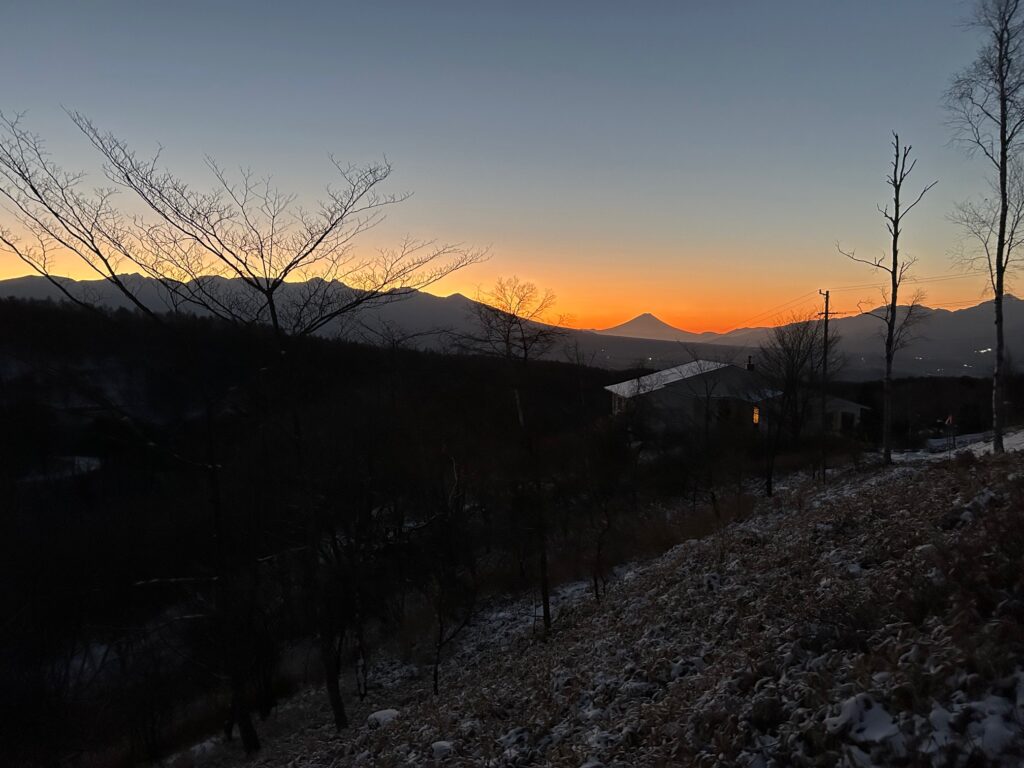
[427, 262, 996, 334]
[0, 243, 995, 336]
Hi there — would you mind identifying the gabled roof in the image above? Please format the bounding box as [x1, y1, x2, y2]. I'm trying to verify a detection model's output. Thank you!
[825, 396, 871, 412]
[604, 360, 730, 398]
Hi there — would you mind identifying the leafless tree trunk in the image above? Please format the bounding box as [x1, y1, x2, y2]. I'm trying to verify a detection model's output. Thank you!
[758, 314, 841, 494]
[838, 132, 934, 463]
[950, 164, 1024, 440]
[947, 0, 1024, 453]
[319, 634, 348, 731]
[459, 277, 565, 634]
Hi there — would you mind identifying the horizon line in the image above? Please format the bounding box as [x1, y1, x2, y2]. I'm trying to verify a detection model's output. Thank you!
[0, 271, 1009, 339]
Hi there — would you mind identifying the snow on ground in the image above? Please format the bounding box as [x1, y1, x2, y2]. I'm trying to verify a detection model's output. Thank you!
[893, 428, 1024, 463]
[193, 449, 1024, 768]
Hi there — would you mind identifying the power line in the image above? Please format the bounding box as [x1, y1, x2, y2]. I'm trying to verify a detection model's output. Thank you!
[829, 294, 991, 316]
[819, 289, 830, 482]
[729, 270, 993, 331]
[732, 290, 819, 327]
[829, 270, 989, 294]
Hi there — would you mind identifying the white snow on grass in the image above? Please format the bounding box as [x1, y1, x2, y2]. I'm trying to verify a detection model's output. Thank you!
[893, 427, 1024, 463]
[194, 451, 1024, 768]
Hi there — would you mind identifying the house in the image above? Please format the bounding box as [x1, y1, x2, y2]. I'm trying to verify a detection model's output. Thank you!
[605, 359, 767, 435]
[773, 394, 870, 438]
[815, 396, 870, 433]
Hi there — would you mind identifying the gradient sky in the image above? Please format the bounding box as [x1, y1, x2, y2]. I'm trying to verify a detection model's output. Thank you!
[0, 0, 1005, 331]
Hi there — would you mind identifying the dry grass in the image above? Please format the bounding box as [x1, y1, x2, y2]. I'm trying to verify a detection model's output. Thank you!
[190, 452, 1024, 767]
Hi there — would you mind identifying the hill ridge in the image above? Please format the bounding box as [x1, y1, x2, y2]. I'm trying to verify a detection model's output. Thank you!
[2, 275, 1022, 379]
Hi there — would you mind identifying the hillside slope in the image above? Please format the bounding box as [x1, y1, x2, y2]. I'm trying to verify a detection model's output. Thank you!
[5, 276, 1024, 378]
[192, 449, 1024, 768]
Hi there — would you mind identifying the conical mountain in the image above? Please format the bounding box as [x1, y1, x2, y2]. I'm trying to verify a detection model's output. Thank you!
[596, 312, 705, 341]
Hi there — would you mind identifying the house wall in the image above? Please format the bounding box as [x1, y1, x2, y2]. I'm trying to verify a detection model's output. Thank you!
[809, 405, 865, 433]
[617, 366, 763, 436]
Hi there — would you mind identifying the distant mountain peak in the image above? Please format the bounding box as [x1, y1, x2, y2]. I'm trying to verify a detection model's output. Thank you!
[596, 312, 699, 341]
[1, 275, 1019, 380]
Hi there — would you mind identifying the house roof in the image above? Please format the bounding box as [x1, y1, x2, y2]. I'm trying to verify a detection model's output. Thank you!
[825, 396, 871, 412]
[604, 360, 730, 398]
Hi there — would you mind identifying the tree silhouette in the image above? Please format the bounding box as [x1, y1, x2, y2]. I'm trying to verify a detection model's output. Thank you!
[459, 276, 565, 633]
[0, 110, 483, 753]
[0, 110, 484, 337]
[838, 132, 935, 464]
[946, 0, 1024, 453]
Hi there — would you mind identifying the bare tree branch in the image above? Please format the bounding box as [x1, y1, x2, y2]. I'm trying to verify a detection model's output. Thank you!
[946, 0, 1024, 453]
[0, 111, 485, 339]
[838, 131, 934, 462]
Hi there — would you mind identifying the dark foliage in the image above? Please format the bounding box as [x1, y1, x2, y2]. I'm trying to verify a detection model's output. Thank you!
[0, 298, 631, 765]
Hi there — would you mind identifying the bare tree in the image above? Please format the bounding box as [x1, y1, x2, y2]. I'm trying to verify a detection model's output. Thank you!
[672, 352, 735, 447]
[950, 157, 1024, 303]
[0, 111, 484, 338]
[463, 276, 566, 427]
[459, 276, 565, 633]
[418, 457, 477, 696]
[758, 314, 841, 495]
[838, 132, 935, 464]
[0, 110, 483, 753]
[946, 0, 1024, 453]
[658, 350, 756, 521]
[468, 277, 564, 360]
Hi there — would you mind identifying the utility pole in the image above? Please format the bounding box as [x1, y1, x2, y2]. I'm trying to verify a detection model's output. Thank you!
[819, 289, 830, 483]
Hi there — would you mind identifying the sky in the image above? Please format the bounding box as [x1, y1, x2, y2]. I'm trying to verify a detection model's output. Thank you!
[0, 0, 1006, 331]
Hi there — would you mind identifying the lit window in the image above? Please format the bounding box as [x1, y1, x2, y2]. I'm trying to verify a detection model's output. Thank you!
[752, 406, 760, 425]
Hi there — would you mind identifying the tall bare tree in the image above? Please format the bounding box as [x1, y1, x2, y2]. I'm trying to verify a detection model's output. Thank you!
[947, 0, 1024, 453]
[459, 276, 564, 632]
[838, 132, 935, 464]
